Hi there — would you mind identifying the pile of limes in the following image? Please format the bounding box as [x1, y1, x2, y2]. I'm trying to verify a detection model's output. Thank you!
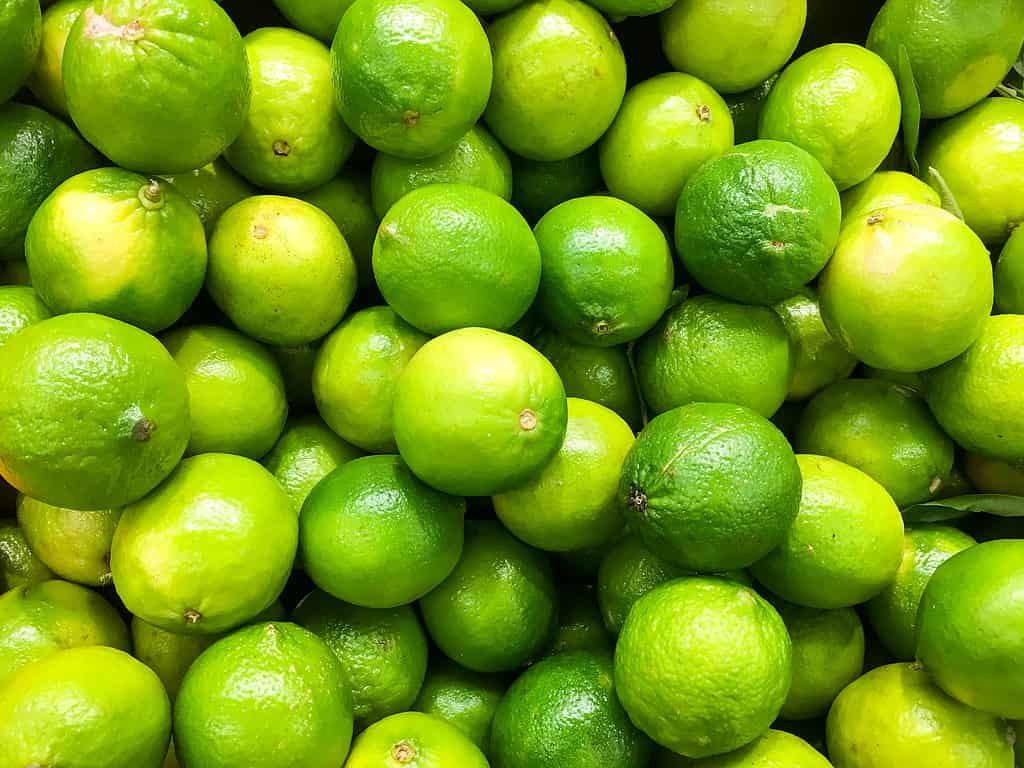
[1, 0, 1024, 766]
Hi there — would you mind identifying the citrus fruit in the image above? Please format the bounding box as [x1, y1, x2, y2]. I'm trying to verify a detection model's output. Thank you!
[659, 0, 807, 94]
[271, 0, 353, 42]
[420, 520, 558, 673]
[0, 523, 53, 590]
[160, 158, 253, 235]
[63, 0, 250, 173]
[0, 313, 190, 510]
[0, 579, 129, 687]
[0, 285, 50, 347]
[599, 72, 734, 216]
[654, 729, 832, 768]
[964, 452, 1024, 495]
[131, 616, 216, 702]
[596, 534, 685, 634]
[839, 170, 941, 230]
[510, 148, 602, 221]
[0, 0, 41, 104]
[25, 169, 207, 333]
[818, 203, 993, 372]
[826, 662, 1014, 768]
[225, 27, 355, 192]
[919, 97, 1024, 245]
[331, 0, 492, 159]
[162, 324, 288, 459]
[675, 139, 842, 305]
[26, 0, 87, 116]
[794, 379, 955, 507]
[294, 589, 429, 728]
[636, 295, 794, 418]
[546, 582, 613, 656]
[110, 453, 297, 634]
[174, 622, 353, 768]
[371, 125, 513, 217]
[925, 314, 1024, 462]
[343, 711, 490, 768]
[491, 650, 652, 768]
[413, 657, 506, 750]
[393, 328, 568, 496]
[620, 402, 801, 572]
[759, 43, 900, 190]
[773, 601, 865, 721]
[533, 196, 674, 347]
[271, 344, 316, 411]
[995, 226, 1024, 313]
[494, 398, 635, 552]
[614, 577, 793, 758]
[750, 454, 905, 609]
[373, 184, 540, 335]
[484, 0, 627, 161]
[17, 496, 121, 587]
[0, 646, 170, 768]
[207, 194, 357, 346]
[916, 539, 1024, 719]
[867, 0, 1024, 118]
[725, 75, 778, 144]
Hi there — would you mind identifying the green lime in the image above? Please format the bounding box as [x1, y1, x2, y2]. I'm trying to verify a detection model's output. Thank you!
[660, 0, 806, 94]
[162, 324, 288, 459]
[839, 170, 941, 230]
[175, 622, 353, 768]
[373, 184, 540, 335]
[599, 72, 734, 216]
[271, 0, 353, 42]
[759, 43, 901, 190]
[636, 295, 793, 418]
[110, 453, 297, 634]
[675, 139, 842, 305]
[867, 0, 1024, 119]
[161, 158, 253, 236]
[413, 657, 506, 751]
[272, 341, 319, 409]
[0, 313, 190, 510]
[0, 285, 50, 348]
[996, 225, 1024, 313]
[0, 523, 53, 590]
[17, 496, 121, 587]
[533, 195, 674, 347]
[510, 148, 602, 221]
[132, 616, 216, 702]
[596, 534, 685, 634]
[343, 711, 489, 768]
[614, 577, 792, 758]
[819, 204, 993, 372]
[1, 0, 40, 102]
[226, 27, 355, 192]
[964, 452, 1024, 495]
[393, 328, 568, 496]
[827, 662, 1014, 767]
[491, 650, 652, 768]
[654, 729, 831, 768]
[621, 402, 801, 572]
[485, 0, 626, 161]
[26, 0, 87, 116]
[420, 520, 557, 673]
[794, 379, 955, 507]
[331, 0, 491, 159]
[725, 75, 778, 144]
[546, 583, 613, 657]
[750, 454, 905, 609]
[0, 646, 170, 768]
[925, 315, 1024, 462]
[294, 589, 429, 728]
[208, 194, 357, 346]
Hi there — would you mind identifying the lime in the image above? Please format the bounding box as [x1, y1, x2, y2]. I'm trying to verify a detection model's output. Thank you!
[272, 341, 319, 408]
[0, 285, 50, 347]
[26, 0, 87, 116]
[17, 496, 121, 587]
[110, 453, 297, 634]
[161, 158, 253, 236]
[660, 0, 806, 94]
[63, 0, 250, 173]
[331, 0, 492, 159]
[343, 711, 489, 768]
[654, 729, 831, 768]
[925, 315, 1024, 462]
[750, 454, 905, 609]
[162, 324, 288, 459]
[0, 523, 53, 590]
[964, 452, 1024, 495]
[0, 646, 170, 768]
[546, 582, 613, 656]
[636, 295, 793, 418]
[759, 43, 900, 190]
[818, 203, 993, 372]
[826, 663, 1014, 767]
[132, 616, 216, 702]
[917, 539, 1024, 718]
[494, 398, 635, 552]
[175, 622, 353, 768]
[839, 170, 941, 230]
[373, 184, 540, 335]
[226, 27, 355, 192]
[207, 194, 357, 346]
[0, 0, 40, 103]
[420, 520, 558, 673]
[371, 125, 513, 217]
[614, 577, 792, 758]
[393, 328, 568, 496]
[413, 657, 506, 750]
[485, 0, 626, 161]
[533, 196, 674, 347]
[599, 72, 734, 216]
[725, 75, 778, 144]
[675, 139, 842, 305]
[271, 0, 353, 42]
[596, 534, 685, 634]
[0, 313, 190, 510]
[867, 0, 1024, 118]
[794, 379, 955, 507]
[491, 650, 652, 768]
[996, 226, 1024, 313]
[294, 589, 429, 728]
[510, 148, 602, 221]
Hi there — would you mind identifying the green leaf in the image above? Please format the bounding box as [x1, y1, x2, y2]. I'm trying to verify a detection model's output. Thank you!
[896, 45, 922, 175]
[902, 494, 1024, 524]
[927, 166, 965, 221]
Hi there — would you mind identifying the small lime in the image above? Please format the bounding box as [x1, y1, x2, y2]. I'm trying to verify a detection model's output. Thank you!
[413, 657, 506, 751]
[17, 496, 121, 587]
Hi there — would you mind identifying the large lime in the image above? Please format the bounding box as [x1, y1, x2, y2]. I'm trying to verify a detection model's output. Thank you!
[343, 711, 489, 768]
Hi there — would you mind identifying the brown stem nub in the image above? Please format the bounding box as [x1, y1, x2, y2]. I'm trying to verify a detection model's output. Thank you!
[628, 484, 648, 515]
[867, 213, 885, 225]
[184, 609, 202, 625]
[132, 418, 154, 442]
[519, 409, 538, 431]
[402, 110, 420, 127]
[697, 104, 712, 122]
[391, 742, 416, 764]
[272, 140, 290, 157]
